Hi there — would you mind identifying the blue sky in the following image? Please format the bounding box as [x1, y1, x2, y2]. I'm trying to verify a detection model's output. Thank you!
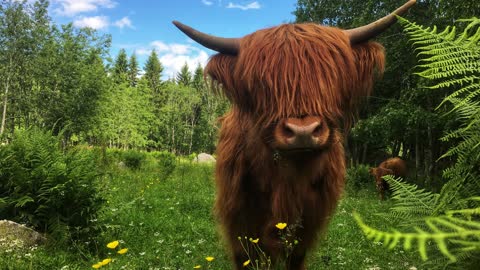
[47, 0, 298, 79]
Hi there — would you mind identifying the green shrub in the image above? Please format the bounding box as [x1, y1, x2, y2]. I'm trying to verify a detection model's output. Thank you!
[0, 128, 104, 243]
[345, 164, 374, 192]
[122, 150, 146, 170]
[105, 147, 123, 164]
[151, 151, 177, 177]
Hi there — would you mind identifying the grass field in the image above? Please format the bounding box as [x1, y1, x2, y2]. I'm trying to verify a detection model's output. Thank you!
[0, 156, 424, 269]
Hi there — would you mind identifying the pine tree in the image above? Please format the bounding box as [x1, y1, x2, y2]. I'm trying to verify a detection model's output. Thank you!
[192, 63, 205, 91]
[176, 62, 192, 86]
[128, 53, 139, 87]
[143, 50, 163, 93]
[113, 48, 128, 84]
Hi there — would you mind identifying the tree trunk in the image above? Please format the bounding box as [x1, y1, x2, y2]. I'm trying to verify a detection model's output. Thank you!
[351, 141, 358, 166]
[424, 95, 434, 187]
[188, 117, 195, 155]
[424, 125, 434, 186]
[171, 126, 176, 154]
[415, 130, 420, 181]
[392, 140, 401, 157]
[0, 62, 12, 136]
[361, 142, 368, 164]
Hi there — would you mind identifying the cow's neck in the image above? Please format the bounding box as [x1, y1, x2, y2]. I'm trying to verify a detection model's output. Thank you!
[263, 152, 325, 222]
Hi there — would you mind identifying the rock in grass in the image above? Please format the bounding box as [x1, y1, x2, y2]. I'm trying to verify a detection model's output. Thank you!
[195, 153, 216, 163]
[0, 220, 46, 250]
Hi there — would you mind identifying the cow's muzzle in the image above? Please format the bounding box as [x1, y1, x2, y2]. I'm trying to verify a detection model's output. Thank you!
[272, 116, 330, 151]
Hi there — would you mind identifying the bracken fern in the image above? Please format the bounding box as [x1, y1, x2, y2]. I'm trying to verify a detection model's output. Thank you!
[355, 17, 480, 266]
[0, 128, 104, 244]
[380, 176, 438, 223]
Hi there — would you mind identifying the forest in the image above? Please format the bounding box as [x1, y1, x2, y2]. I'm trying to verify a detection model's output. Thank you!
[0, 0, 229, 155]
[0, 0, 479, 269]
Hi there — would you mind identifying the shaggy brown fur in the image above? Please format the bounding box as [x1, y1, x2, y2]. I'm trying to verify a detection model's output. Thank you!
[206, 23, 385, 269]
[370, 157, 407, 200]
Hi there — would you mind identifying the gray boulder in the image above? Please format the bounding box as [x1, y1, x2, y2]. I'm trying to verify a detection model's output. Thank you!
[0, 220, 46, 250]
[195, 153, 216, 163]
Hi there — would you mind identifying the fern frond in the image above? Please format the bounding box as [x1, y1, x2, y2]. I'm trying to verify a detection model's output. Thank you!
[398, 17, 480, 112]
[14, 195, 35, 208]
[355, 213, 480, 262]
[385, 176, 438, 218]
[356, 17, 480, 265]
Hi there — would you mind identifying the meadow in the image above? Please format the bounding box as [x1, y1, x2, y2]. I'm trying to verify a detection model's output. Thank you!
[0, 152, 423, 270]
[1, 1, 478, 269]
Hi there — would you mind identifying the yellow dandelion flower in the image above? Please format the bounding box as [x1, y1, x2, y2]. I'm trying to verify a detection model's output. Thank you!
[92, 263, 102, 269]
[275, 222, 287, 230]
[243, 260, 251, 267]
[250, 238, 259, 244]
[118, 248, 128, 254]
[205, 256, 215, 262]
[100, 258, 112, 266]
[193, 265, 201, 269]
[106, 240, 119, 249]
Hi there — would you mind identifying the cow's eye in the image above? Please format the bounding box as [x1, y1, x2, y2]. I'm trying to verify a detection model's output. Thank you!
[312, 122, 323, 136]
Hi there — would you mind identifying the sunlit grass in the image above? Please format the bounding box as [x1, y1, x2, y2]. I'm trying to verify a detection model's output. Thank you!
[0, 155, 423, 269]
[309, 189, 421, 269]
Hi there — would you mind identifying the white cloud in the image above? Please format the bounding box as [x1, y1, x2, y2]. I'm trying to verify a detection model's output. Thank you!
[148, 41, 192, 55]
[201, 0, 213, 5]
[149, 41, 170, 52]
[54, 0, 117, 17]
[114, 16, 134, 29]
[170, 44, 192, 55]
[134, 41, 210, 80]
[135, 48, 152, 56]
[160, 50, 209, 79]
[226, 1, 261, 10]
[73, 16, 109, 30]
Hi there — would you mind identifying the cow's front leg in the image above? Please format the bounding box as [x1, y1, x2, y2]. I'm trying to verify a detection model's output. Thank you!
[287, 249, 306, 270]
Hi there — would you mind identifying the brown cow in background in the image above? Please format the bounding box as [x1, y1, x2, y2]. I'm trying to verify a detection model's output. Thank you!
[370, 157, 407, 200]
[173, 1, 415, 269]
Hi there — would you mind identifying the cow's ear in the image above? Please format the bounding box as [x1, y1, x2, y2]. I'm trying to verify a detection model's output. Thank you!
[205, 54, 238, 103]
[351, 42, 385, 99]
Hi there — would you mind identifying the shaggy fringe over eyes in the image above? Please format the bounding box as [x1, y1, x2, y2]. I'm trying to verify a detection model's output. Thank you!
[205, 54, 238, 102]
[205, 23, 385, 127]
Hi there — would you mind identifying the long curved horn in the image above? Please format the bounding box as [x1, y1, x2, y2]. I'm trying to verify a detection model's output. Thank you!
[172, 20, 240, 55]
[345, 0, 416, 44]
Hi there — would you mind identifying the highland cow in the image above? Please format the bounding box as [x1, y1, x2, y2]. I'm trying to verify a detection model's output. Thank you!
[173, 1, 415, 269]
[370, 157, 407, 200]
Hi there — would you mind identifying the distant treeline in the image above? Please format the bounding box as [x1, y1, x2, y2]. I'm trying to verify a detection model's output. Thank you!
[2, 0, 480, 183]
[0, 0, 228, 155]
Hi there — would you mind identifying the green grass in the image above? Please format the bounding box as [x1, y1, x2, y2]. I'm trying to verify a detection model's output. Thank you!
[309, 189, 421, 269]
[0, 156, 424, 269]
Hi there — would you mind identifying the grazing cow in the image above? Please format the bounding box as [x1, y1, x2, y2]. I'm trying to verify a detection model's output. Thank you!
[369, 157, 407, 200]
[173, 1, 415, 269]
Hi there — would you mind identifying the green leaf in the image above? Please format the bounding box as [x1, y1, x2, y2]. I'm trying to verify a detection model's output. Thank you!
[14, 195, 34, 208]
